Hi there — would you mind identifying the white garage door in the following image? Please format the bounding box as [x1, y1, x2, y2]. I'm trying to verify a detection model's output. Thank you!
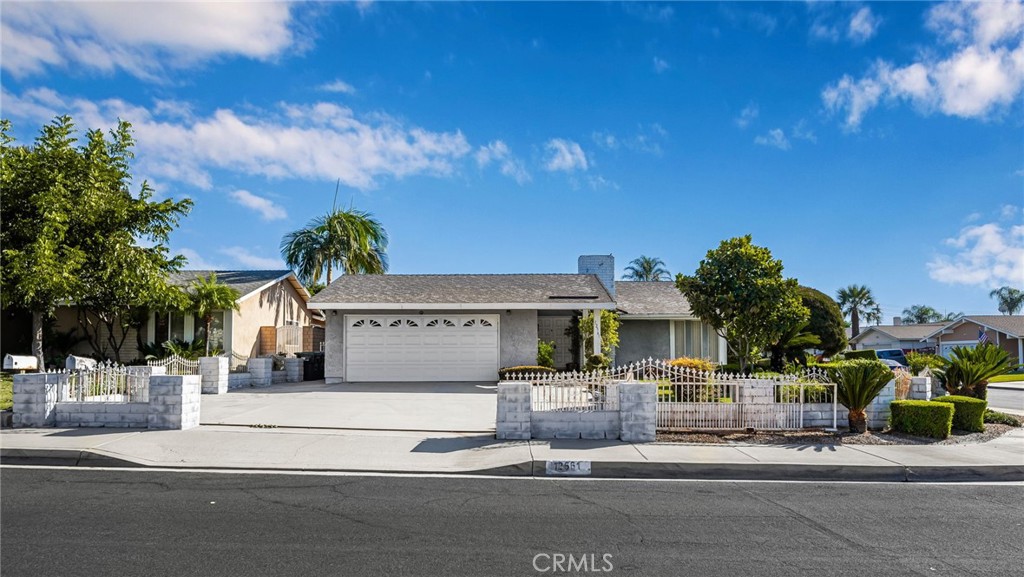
[345, 314, 500, 382]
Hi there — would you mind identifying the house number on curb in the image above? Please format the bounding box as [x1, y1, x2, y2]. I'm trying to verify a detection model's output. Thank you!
[546, 460, 592, 476]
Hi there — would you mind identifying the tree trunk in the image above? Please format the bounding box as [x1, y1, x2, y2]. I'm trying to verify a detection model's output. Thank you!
[850, 310, 860, 342]
[31, 311, 45, 371]
[326, 262, 333, 285]
[204, 316, 213, 356]
[848, 408, 867, 433]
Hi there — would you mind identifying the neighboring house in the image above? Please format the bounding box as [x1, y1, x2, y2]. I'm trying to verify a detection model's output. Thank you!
[922, 315, 1023, 362]
[847, 322, 944, 353]
[308, 255, 726, 383]
[49, 270, 323, 362]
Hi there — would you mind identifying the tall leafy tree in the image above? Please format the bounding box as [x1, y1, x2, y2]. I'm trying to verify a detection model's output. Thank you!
[836, 284, 878, 341]
[767, 286, 847, 369]
[676, 235, 808, 373]
[281, 206, 388, 286]
[989, 286, 1024, 315]
[622, 256, 670, 281]
[189, 273, 240, 356]
[1, 116, 191, 366]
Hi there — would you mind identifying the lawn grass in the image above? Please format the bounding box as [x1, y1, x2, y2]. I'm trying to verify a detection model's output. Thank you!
[990, 373, 1024, 383]
[0, 373, 13, 411]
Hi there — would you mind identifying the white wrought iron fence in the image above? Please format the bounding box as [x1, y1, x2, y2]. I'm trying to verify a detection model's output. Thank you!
[222, 351, 250, 373]
[60, 361, 149, 402]
[505, 358, 838, 430]
[147, 354, 199, 376]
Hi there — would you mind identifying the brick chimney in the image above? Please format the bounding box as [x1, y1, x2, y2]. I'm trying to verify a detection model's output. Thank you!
[578, 254, 615, 298]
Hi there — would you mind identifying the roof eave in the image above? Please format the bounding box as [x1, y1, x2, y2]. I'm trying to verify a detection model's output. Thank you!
[309, 302, 617, 311]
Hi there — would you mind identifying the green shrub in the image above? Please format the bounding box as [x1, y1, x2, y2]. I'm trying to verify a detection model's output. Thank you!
[537, 340, 555, 369]
[844, 349, 878, 361]
[906, 351, 945, 376]
[931, 395, 987, 432]
[583, 353, 610, 372]
[669, 357, 715, 372]
[984, 410, 1022, 427]
[890, 400, 953, 439]
[499, 366, 556, 379]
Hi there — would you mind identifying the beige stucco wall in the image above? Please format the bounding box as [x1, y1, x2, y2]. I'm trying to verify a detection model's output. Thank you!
[231, 280, 314, 357]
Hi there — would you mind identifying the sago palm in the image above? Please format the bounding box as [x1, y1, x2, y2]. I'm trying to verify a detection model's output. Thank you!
[936, 343, 1015, 400]
[189, 273, 240, 356]
[281, 207, 388, 286]
[829, 360, 893, 433]
[622, 255, 670, 281]
[836, 284, 877, 339]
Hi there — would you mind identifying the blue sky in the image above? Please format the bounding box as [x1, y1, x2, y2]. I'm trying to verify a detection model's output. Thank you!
[2, 1, 1022, 321]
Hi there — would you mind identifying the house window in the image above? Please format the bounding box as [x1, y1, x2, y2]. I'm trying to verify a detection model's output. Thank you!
[673, 321, 718, 360]
[193, 311, 225, 350]
[155, 312, 186, 344]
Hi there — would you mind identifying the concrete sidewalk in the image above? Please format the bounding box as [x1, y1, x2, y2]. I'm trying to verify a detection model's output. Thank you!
[2, 426, 1022, 482]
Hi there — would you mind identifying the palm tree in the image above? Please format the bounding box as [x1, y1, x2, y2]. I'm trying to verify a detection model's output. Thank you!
[189, 273, 240, 356]
[936, 343, 1015, 400]
[622, 256, 670, 281]
[989, 286, 1024, 315]
[836, 284, 878, 340]
[830, 360, 893, 433]
[902, 305, 942, 324]
[281, 207, 388, 286]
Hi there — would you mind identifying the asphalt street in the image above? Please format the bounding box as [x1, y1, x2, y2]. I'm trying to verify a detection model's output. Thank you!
[1, 467, 1022, 577]
[988, 385, 1024, 413]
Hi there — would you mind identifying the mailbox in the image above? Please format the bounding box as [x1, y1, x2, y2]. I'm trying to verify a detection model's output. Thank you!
[3, 354, 38, 371]
[65, 355, 98, 371]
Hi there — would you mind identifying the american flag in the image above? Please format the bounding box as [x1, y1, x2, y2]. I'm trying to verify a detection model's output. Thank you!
[978, 330, 990, 344]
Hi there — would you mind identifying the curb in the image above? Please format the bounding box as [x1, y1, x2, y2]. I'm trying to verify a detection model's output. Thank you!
[3, 448, 1022, 482]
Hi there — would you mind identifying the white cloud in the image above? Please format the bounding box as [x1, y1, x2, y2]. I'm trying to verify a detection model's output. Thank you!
[591, 124, 667, 155]
[735, 102, 759, 128]
[1, 2, 297, 80]
[219, 247, 285, 270]
[474, 140, 530, 184]
[754, 128, 791, 150]
[3, 88, 472, 191]
[791, 119, 817, 143]
[178, 248, 224, 270]
[587, 175, 619, 191]
[543, 139, 589, 172]
[823, 1, 1024, 130]
[848, 7, 881, 43]
[653, 57, 670, 74]
[1002, 204, 1020, 219]
[623, 3, 674, 24]
[320, 79, 356, 94]
[927, 220, 1024, 287]
[229, 190, 287, 221]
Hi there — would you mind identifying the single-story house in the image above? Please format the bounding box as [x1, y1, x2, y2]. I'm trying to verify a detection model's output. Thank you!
[922, 315, 1023, 361]
[46, 270, 323, 362]
[848, 322, 945, 352]
[308, 255, 726, 383]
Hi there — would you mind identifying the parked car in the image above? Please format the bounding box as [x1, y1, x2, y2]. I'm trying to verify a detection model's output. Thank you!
[878, 359, 905, 372]
[875, 349, 908, 367]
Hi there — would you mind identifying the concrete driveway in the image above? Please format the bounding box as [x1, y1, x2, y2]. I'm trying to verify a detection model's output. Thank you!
[200, 381, 497, 433]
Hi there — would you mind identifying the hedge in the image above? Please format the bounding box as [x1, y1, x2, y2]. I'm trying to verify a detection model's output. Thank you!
[669, 357, 715, 372]
[889, 400, 953, 439]
[844, 349, 879, 361]
[499, 366, 556, 379]
[932, 395, 987, 433]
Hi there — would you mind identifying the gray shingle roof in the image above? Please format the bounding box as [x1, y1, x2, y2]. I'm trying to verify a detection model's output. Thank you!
[960, 315, 1024, 338]
[614, 281, 693, 317]
[850, 322, 947, 343]
[169, 270, 292, 299]
[309, 274, 614, 306]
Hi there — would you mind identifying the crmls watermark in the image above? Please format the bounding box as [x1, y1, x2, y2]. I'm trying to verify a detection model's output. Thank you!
[532, 553, 614, 573]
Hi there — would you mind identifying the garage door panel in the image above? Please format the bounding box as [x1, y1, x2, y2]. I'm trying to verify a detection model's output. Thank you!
[345, 314, 500, 382]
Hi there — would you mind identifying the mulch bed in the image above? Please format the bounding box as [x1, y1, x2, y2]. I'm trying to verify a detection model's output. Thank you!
[656, 423, 1018, 446]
